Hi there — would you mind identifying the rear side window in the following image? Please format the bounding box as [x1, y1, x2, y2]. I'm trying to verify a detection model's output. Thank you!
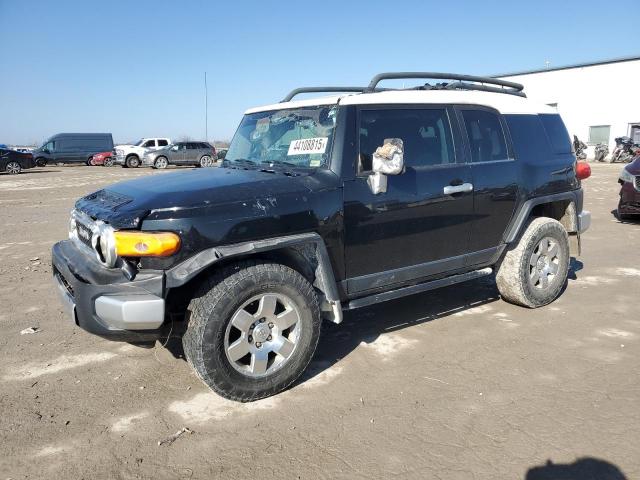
[358, 108, 455, 172]
[461, 110, 508, 162]
[187, 143, 198, 149]
[157, 139, 168, 147]
[540, 114, 572, 154]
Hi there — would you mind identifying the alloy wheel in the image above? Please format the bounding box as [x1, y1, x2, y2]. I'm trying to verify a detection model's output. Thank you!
[6, 162, 21, 174]
[224, 293, 301, 377]
[528, 237, 560, 289]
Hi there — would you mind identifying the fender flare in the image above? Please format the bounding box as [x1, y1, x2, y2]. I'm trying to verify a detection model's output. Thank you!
[165, 232, 343, 322]
[503, 190, 581, 244]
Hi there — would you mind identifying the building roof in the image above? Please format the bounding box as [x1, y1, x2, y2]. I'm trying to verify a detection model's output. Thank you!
[245, 89, 556, 116]
[494, 54, 640, 78]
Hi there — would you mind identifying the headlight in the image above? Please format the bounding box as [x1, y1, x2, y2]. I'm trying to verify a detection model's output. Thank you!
[619, 168, 636, 183]
[68, 211, 77, 239]
[114, 231, 181, 257]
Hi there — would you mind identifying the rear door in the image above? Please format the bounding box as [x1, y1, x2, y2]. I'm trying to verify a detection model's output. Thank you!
[455, 106, 519, 256]
[343, 105, 473, 293]
[185, 143, 199, 164]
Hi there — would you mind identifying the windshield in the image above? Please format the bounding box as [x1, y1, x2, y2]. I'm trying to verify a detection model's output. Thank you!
[225, 105, 338, 169]
[132, 139, 144, 146]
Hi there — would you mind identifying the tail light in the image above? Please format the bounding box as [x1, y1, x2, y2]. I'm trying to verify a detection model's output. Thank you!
[576, 161, 591, 180]
[212, 146, 216, 155]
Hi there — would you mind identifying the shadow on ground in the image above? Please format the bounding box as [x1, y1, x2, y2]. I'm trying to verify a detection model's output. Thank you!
[161, 257, 587, 387]
[525, 457, 627, 479]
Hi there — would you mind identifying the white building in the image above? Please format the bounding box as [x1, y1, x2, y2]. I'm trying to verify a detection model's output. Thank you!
[496, 56, 640, 158]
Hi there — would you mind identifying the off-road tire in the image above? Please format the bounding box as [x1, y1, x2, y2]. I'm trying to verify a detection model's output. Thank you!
[496, 217, 570, 308]
[183, 260, 321, 402]
[125, 155, 140, 168]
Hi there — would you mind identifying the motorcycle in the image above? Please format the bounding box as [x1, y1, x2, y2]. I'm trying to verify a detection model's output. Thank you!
[594, 143, 609, 162]
[573, 135, 587, 160]
[609, 136, 640, 163]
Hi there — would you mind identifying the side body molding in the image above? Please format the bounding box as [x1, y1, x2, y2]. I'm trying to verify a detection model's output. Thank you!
[165, 232, 343, 323]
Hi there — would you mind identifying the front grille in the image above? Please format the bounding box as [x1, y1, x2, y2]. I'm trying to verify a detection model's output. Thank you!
[635, 176, 640, 191]
[75, 220, 93, 248]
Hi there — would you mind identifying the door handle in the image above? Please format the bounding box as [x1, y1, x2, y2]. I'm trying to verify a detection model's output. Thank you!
[443, 183, 473, 195]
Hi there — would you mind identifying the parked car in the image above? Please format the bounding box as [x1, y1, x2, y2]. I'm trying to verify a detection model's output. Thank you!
[617, 157, 640, 219]
[114, 138, 171, 168]
[1, 148, 35, 174]
[216, 148, 228, 160]
[143, 142, 217, 168]
[32, 133, 114, 166]
[90, 151, 114, 167]
[52, 72, 591, 402]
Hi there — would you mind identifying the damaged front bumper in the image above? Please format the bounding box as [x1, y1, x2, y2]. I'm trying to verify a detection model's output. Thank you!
[52, 239, 166, 342]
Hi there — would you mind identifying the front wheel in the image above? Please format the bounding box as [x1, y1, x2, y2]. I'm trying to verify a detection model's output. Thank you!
[6, 161, 22, 174]
[104, 157, 114, 167]
[35, 158, 46, 167]
[496, 217, 570, 308]
[154, 156, 168, 169]
[183, 261, 321, 402]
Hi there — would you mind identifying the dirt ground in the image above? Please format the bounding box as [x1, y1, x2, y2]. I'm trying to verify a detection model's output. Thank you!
[0, 163, 639, 479]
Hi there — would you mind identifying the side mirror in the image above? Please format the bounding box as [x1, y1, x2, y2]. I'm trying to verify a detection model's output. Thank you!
[367, 138, 404, 194]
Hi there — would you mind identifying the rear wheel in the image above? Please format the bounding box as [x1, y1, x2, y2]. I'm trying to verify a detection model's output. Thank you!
[126, 155, 140, 168]
[35, 158, 46, 167]
[104, 157, 114, 167]
[154, 156, 168, 169]
[200, 155, 212, 167]
[6, 161, 21, 174]
[183, 261, 321, 401]
[496, 217, 570, 308]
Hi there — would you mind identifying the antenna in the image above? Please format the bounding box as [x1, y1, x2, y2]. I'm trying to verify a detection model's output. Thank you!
[204, 72, 208, 141]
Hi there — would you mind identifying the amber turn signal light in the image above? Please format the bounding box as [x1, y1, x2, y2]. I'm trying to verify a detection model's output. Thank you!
[114, 231, 181, 257]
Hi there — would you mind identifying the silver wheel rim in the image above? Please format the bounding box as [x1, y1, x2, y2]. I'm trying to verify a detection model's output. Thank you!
[156, 158, 167, 169]
[128, 157, 139, 167]
[224, 293, 301, 378]
[529, 237, 560, 290]
[201, 156, 211, 167]
[7, 162, 21, 174]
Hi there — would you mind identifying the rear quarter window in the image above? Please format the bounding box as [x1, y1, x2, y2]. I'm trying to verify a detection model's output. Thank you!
[539, 114, 572, 154]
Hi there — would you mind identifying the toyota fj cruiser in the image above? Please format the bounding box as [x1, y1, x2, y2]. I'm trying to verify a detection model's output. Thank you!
[52, 72, 591, 401]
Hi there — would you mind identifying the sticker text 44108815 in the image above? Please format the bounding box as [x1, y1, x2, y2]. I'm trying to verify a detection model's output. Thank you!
[287, 137, 328, 156]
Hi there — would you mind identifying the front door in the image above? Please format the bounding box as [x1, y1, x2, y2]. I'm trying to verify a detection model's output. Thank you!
[343, 106, 473, 294]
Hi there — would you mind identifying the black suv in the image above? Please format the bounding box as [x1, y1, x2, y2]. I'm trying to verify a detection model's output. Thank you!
[52, 73, 591, 401]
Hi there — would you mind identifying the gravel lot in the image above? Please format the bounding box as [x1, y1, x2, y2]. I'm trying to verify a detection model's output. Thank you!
[1, 163, 639, 479]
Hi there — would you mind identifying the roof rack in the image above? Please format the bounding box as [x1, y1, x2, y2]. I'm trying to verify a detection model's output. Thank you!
[281, 87, 369, 103]
[366, 72, 526, 97]
[281, 86, 392, 102]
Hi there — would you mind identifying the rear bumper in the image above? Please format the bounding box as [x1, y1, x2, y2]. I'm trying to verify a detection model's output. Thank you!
[577, 210, 591, 233]
[52, 239, 166, 342]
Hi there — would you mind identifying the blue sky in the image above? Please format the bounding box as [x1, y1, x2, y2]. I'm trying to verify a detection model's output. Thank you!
[1, 0, 638, 145]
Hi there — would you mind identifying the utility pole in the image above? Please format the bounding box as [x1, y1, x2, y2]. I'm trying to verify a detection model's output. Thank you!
[204, 72, 208, 142]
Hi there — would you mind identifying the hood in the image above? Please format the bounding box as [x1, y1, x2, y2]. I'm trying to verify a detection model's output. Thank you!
[75, 167, 318, 228]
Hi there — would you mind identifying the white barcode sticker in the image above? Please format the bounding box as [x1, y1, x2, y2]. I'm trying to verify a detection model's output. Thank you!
[287, 137, 328, 156]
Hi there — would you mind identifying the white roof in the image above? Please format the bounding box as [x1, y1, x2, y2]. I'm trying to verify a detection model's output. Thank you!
[245, 90, 556, 115]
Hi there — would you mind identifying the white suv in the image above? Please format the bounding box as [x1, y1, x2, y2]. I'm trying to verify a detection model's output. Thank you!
[114, 138, 171, 168]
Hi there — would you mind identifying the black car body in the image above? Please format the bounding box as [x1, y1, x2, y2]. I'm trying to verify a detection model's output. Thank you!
[33, 133, 114, 166]
[618, 156, 640, 217]
[52, 73, 591, 400]
[0, 148, 35, 174]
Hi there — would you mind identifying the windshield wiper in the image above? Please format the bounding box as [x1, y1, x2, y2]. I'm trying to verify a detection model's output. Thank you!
[260, 160, 299, 168]
[229, 158, 257, 167]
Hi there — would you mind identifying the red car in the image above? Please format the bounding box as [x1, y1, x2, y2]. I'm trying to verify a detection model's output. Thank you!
[89, 151, 114, 167]
[618, 156, 640, 219]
